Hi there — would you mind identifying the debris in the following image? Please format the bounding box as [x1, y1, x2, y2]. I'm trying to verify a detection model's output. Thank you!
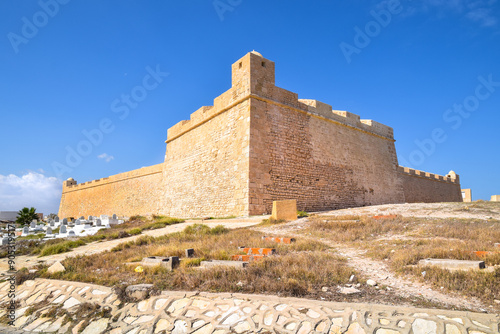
[135, 266, 144, 273]
[339, 287, 361, 294]
[366, 279, 377, 286]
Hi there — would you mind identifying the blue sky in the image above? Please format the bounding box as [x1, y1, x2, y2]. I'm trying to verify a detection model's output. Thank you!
[0, 0, 499, 214]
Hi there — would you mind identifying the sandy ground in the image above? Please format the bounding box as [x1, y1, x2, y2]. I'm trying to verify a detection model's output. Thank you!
[316, 201, 500, 220]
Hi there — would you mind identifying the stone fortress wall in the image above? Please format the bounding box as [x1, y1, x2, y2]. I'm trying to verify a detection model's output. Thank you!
[58, 52, 462, 218]
[58, 164, 163, 218]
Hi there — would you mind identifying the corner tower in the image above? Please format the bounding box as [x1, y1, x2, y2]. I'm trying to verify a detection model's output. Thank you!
[231, 51, 275, 97]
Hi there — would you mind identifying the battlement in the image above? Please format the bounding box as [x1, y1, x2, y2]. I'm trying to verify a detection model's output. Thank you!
[63, 163, 164, 192]
[299, 99, 394, 139]
[166, 51, 395, 143]
[397, 166, 460, 184]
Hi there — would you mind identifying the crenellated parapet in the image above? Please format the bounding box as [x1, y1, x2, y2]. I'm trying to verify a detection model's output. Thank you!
[166, 51, 395, 144]
[62, 163, 164, 192]
[299, 99, 394, 140]
[397, 166, 460, 184]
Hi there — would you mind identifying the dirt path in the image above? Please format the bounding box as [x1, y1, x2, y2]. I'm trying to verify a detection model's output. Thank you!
[256, 218, 489, 313]
[0, 218, 262, 273]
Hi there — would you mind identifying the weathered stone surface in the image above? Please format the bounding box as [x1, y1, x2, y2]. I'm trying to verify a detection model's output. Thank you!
[418, 259, 485, 270]
[200, 260, 248, 268]
[58, 52, 461, 220]
[4, 278, 500, 334]
[81, 319, 109, 334]
[412, 319, 437, 334]
[125, 284, 154, 301]
[271, 200, 298, 221]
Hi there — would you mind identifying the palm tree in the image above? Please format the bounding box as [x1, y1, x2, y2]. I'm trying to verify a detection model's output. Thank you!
[16, 207, 38, 226]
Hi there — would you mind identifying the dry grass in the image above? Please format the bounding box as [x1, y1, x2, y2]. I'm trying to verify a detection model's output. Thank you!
[38, 225, 354, 298]
[307, 215, 500, 304]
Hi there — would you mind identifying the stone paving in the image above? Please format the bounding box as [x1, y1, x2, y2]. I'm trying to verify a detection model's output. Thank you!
[1, 278, 499, 334]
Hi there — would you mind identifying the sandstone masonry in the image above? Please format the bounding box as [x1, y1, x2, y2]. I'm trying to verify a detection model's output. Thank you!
[58, 51, 462, 218]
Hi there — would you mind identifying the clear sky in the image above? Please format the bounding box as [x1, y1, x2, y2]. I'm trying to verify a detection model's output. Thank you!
[0, 0, 499, 214]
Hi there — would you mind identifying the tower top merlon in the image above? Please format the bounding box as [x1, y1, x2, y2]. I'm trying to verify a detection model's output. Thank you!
[231, 51, 275, 92]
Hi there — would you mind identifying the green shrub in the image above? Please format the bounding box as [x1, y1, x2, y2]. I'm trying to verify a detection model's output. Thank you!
[39, 240, 86, 256]
[209, 225, 229, 235]
[183, 224, 211, 235]
[297, 210, 309, 218]
[127, 228, 142, 235]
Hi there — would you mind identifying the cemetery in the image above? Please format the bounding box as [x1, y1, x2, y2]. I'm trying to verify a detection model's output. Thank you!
[13, 214, 124, 240]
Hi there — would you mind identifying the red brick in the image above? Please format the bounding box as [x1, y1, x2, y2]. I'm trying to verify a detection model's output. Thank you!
[243, 248, 275, 255]
[263, 236, 296, 244]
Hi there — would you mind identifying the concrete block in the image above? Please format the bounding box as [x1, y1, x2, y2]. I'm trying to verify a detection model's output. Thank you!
[231, 255, 264, 261]
[418, 258, 485, 270]
[141, 256, 179, 271]
[185, 248, 194, 257]
[271, 199, 297, 221]
[200, 260, 248, 268]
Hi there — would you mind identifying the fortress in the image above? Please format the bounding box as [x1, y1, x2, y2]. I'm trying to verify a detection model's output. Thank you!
[58, 51, 462, 218]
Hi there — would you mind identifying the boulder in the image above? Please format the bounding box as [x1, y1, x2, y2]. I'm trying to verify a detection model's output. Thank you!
[125, 284, 154, 301]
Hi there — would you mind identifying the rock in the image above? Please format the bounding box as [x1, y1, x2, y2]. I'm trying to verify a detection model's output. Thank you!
[366, 279, 377, 286]
[321, 287, 329, 292]
[81, 319, 109, 334]
[339, 287, 361, 294]
[494, 299, 500, 304]
[47, 261, 65, 274]
[412, 319, 437, 334]
[125, 284, 154, 301]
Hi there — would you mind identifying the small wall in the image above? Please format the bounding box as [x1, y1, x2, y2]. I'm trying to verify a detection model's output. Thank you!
[399, 167, 462, 203]
[58, 163, 164, 218]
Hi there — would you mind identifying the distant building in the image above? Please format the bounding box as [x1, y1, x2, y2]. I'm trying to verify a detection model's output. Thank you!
[491, 195, 500, 202]
[0, 211, 18, 222]
[461, 189, 472, 202]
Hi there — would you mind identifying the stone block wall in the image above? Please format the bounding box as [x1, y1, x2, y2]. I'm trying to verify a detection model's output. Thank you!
[248, 96, 405, 215]
[162, 99, 251, 218]
[58, 51, 463, 219]
[398, 167, 462, 203]
[58, 164, 163, 218]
